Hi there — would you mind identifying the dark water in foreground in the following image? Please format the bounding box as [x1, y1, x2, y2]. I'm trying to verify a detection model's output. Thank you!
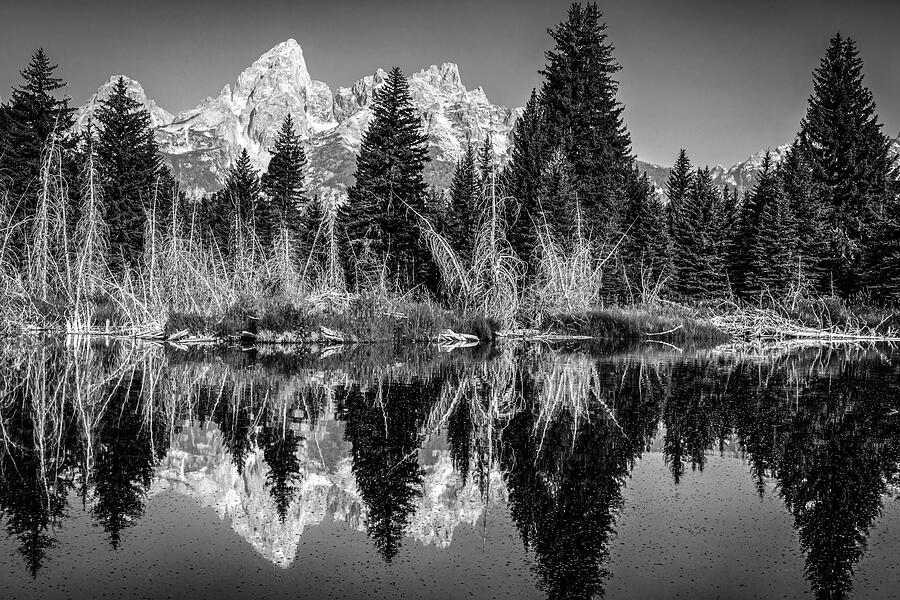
[1, 340, 899, 599]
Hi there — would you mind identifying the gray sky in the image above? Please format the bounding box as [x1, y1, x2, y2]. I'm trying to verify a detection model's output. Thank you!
[2, 0, 899, 166]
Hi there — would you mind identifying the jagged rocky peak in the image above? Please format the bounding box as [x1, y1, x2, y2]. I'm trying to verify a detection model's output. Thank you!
[416, 62, 463, 92]
[77, 39, 520, 199]
[74, 74, 174, 131]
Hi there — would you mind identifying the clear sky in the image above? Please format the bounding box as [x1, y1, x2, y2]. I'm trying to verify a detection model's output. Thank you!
[2, 0, 899, 166]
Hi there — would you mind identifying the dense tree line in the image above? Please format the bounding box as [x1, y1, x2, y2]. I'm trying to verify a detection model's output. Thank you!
[2, 6, 898, 305]
[663, 34, 900, 303]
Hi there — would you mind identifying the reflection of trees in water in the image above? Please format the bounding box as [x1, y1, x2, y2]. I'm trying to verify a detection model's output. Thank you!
[91, 369, 167, 549]
[662, 360, 731, 483]
[0, 394, 72, 576]
[260, 427, 303, 523]
[668, 352, 900, 599]
[338, 377, 441, 562]
[768, 365, 900, 599]
[1, 340, 900, 599]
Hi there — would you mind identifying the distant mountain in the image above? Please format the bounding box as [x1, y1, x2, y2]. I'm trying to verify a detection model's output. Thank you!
[639, 139, 900, 198]
[76, 39, 520, 203]
[635, 144, 794, 198]
[74, 40, 900, 203]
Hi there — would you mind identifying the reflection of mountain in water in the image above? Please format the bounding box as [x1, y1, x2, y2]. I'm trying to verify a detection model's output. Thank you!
[150, 414, 504, 568]
[2, 341, 900, 600]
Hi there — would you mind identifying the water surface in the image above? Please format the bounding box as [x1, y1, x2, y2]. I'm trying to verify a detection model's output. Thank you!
[1, 339, 898, 599]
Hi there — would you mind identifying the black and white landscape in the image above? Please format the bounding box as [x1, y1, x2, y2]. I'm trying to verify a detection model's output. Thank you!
[2, 1, 900, 599]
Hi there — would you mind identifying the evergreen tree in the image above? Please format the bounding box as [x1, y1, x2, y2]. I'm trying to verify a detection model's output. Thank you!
[780, 141, 829, 288]
[538, 2, 633, 239]
[503, 90, 548, 262]
[730, 153, 792, 298]
[620, 168, 671, 297]
[222, 148, 262, 249]
[0, 49, 75, 256]
[477, 134, 495, 194]
[338, 67, 435, 291]
[446, 141, 479, 263]
[665, 149, 694, 240]
[91, 370, 166, 549]
[798, 34, 898, 298]
[671, 168, 726, 298]
[95, 77, 168, 271]
[869, 194, 900, 303]
[260, 115, 307, 250]
[533, 149, 578, 252]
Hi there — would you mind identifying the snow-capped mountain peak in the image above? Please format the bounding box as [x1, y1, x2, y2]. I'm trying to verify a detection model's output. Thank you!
[74, 74, 174, 131]
[74, 39, 520, 200]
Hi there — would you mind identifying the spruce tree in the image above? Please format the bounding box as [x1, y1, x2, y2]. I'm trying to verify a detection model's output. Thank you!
[621, 168, 671, 296]
[477, 135, 495, 192]
[538, 2, 633, 239]
[730, 153, 792, 298]
[476, 134, 495, 215]
[0, 49, 75, 256]
[533, 149, 578, 252]
[502, 89, 547, 262]
[780, 141, 829, 288]
[446, 141, 479, 263]
[95, 77, 167, 271]
[671, 168, 726, 299]
[665, 149, 694, 240]
[798, 34, 897, 298]
[339, 67, 435, 291]
[222, 148, 262, 248]
[870, 194, 900, 303]
[260, 115, 307, 250]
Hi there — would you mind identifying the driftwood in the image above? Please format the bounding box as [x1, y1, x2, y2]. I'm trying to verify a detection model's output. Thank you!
[436, 329, 480, 344]
[496, 328, 593, 341]
[318, 326, 359, 344]
[709, 309, 900, 343]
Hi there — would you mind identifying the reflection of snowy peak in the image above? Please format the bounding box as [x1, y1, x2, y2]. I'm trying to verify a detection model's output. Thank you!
[149, 420, 502, 567]
[150, 421, 352, 568]
[77, 39, 520, 201]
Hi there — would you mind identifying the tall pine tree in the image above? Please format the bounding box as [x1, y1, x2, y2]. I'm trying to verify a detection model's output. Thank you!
[446, 141, 479, 263]
[620, 168, 671, 297]
[538, 2, 633, 239]
[666, 149, 694, 241]
[222, 148, 262, 250]
[797, 34, 897, 298]
[671, 168, 726, 299]
[730, 153, 792, 298]
[339, 67, 436, 291]
[260, 114, 307, 250]
[0, 49, 75, 257]
[95, 77, 169, 271]
[503, 89, 547, 262]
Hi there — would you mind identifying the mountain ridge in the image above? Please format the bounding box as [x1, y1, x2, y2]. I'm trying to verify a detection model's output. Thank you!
[74, 38, 900, 202]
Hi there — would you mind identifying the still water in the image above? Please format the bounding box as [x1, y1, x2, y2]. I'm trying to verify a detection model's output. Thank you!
[0, 339, 898, 599]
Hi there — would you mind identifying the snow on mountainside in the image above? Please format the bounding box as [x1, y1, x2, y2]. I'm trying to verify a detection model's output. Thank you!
[75, 39, 900, 202]
[74, 75, 174, 130]
[76, 39, 520, 201]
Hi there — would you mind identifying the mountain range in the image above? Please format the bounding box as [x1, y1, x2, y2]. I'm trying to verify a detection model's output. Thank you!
[72, 38, 899, 203]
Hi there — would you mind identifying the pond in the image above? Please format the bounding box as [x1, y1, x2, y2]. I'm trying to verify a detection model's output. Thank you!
[0, 339, 899, 599]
